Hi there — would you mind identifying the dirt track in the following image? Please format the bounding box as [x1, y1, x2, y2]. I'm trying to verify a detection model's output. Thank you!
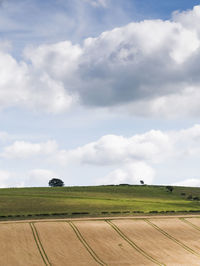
[74, 220, 154, 265]
[113, 219, 200, 265]
[35, 222, 98, 266]
[0, 215, 200, 265]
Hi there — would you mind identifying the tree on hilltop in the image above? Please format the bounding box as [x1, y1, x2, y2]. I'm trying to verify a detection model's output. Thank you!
[48, 178, 64, 187]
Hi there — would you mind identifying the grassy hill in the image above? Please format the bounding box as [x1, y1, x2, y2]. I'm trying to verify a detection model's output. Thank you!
[0, 185, 200, 220]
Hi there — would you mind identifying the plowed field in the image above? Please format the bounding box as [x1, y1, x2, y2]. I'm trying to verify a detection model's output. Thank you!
[1, 216, 200, 265]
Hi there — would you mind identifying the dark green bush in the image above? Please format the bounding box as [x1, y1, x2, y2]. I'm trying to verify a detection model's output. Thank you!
[193, 196, 200, 201]
[166, 186, 174, 192]
[187, 194, 193, 200]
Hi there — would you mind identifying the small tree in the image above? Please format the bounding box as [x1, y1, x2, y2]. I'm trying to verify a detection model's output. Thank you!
[140, 180, 144, 185]
[49, 178, 64, 187]
[166, 186, 174, 192]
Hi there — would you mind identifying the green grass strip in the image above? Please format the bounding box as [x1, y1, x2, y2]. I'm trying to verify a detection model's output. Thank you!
[30, 223, 51, 266]
[68, 221, 106, 266]
[180, 218, 200, 232]
[106, 220, 164, 266]
[145, 219, 200, 258]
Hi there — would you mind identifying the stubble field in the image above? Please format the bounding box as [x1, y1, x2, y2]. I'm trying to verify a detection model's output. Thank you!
[1, 216, 200, 265]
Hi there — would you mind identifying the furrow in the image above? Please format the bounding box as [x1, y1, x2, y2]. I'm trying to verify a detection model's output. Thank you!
[145, 219, 200, 258]
[106, 220, 164, 266]
[180, 218, 200, 232]
[68, 221, 106, 266]
[30, 223, 51, 266]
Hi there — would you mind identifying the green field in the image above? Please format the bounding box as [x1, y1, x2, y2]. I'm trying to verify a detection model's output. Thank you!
[0, 185, 200, 220]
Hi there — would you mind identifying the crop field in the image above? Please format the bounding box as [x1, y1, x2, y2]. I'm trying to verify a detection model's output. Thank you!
[1, 216, 200, 265]
[1, 185, 200, 220]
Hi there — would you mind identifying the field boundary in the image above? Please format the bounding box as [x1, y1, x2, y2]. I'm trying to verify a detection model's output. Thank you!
[145, 219, 200, 258]
[106, 220, 164, 266]
[0, 214, 200, 225]
[68, 221, 106, 266]
[30, 223, 51, 266]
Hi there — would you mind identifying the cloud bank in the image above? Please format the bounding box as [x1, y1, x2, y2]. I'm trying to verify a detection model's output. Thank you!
[1, 124, 200, 186]
[0, 5, 200, 116]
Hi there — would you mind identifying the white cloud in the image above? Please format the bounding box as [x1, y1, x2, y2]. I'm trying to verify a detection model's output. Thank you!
[0, 48, 76, 113]
[172, 5, 200, 35]
[84, 0, 108, 8]
[53, 124, 200, 185]
[26, 169, 57, 187]
[98, 162, 155, 185]
[0, 170, 10, 188]
[1, 124, 200, 186]
[56, 130, 173, 165]
[2, 140, 57, 159]
[0, 169, 58, 187]
[2, 124, 200, 178]
[173, 178, 200, 187]
[0, 5, 200, 116]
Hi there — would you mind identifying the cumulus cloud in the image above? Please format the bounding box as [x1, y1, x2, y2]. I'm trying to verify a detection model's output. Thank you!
[0, 47, 76, 113]
[97, 162, 155, 185]
[1, 140, 57, 159]
[53, 124, 200, 184]
[10, 124, 193, 168]
[1, 124, 200, 186]
[0, 5, 200, 115]
[57, 130, 172, 165]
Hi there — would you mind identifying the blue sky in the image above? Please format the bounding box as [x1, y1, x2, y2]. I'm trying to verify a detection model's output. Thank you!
[0, 0, 200, 187]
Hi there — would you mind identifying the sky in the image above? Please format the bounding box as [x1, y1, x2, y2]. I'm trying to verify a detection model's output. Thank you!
[0, 0, 200, 187]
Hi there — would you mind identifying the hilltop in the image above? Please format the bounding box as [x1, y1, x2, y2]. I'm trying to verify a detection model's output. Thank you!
[0, 185, 200, 220]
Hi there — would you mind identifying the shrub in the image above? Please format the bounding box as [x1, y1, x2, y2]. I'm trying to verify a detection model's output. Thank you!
[187, 194, 193, 200]
[166, 186, 174, 192]
[193, 196, 200, 201]
[181, 192, 186, 196]
[72, 212, 89, 215]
